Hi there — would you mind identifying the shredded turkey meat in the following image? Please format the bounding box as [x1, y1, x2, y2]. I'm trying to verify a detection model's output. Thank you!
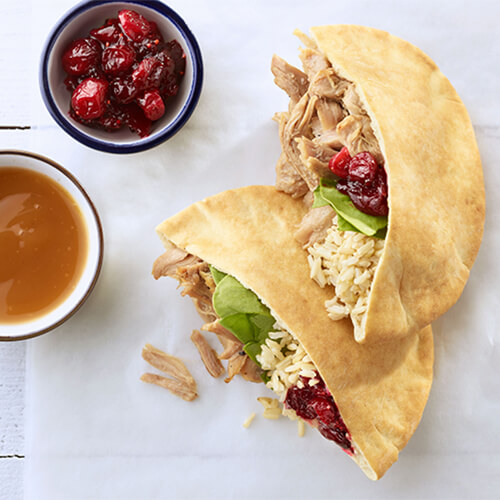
[271, 33, 382, 198]
[153, 246, 263, 384]
[191, 330, 225, 378]
[294, 205, 335, 247]
[141, 344, 198, 402]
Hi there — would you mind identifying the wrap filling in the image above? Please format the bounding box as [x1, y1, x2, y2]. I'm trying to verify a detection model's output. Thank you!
[153, 244, 354, 454]
[272, 30, 389, 340]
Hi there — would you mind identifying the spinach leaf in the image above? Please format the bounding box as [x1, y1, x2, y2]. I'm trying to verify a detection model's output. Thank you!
[213, 275, 270, 318]
[313, 179, 388, 237]
[211, 271, 276, 367]
[209, 265, 227, 285]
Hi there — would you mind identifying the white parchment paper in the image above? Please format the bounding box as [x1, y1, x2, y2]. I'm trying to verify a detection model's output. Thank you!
[24, 0, 500, 498]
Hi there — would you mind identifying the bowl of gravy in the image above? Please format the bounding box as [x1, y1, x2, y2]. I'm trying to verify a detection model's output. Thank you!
[0, 150, 103, 340]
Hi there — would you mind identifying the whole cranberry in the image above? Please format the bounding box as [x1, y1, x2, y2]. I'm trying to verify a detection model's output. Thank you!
[343, 180, 388, 217]
[138, 90, 165, 121]
[348, 152, 379, 183]
[71, 78, 108, 120]
[102, 45, 136, 75]
[90, 18, 122, 44]
[118, 9, 151, 41]
[329, 146, 351, 178]
[62, 38, 101, 76]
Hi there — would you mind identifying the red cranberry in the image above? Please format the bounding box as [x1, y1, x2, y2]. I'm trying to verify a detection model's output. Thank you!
[348, 152, 379, 183]
[64, 75, 82, 92]
[284, 374, 353, 453]
[121, 103, 151, 137]
[160, 73, 179, 97]
[118, 9, 151, 42]
[311, 397, 340, 426]
[111, 75, 138, 104]
[71, 78, 108, 120]
[62, 38, 101, 76]
[138, 90, 165, 120]
[102, 45, 136, 75]
[338, 177, 388, 216]
[131, 55, 172, 91]
[333, 149, 389, 217]
[285, 385, 317, 420]
[61, 9, 186, 137]
[166, 40, 186, 75]
[317, 421, 352, 450]
[90, 18, 122, 44]
[329, 146, 351, 178]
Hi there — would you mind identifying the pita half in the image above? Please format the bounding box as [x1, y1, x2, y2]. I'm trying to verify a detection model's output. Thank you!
[155, 185, 434, 480]
[272, 25, 485, 343]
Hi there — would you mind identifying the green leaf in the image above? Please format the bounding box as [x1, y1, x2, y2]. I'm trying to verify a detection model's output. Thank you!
[220, 314, 256, 344]
[336, 214, 357, 232]
[249, 314, 276, 342]
[209, 266, 227, 285]
[373, 226, 387, 239]
[243, 342, 263, 364]
[317, 178, 387, 237]
[212, 273, 277, 367]
[213, 275, 270, 318]
[312, 187, 329, 208]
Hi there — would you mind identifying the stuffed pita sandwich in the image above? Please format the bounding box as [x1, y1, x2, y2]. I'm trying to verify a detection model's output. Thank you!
[153, 186, 433, 480]
[272, 25, 485, 343]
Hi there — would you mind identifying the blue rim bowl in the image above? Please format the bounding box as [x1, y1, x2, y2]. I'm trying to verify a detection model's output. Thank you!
[40, 0, 203, 154]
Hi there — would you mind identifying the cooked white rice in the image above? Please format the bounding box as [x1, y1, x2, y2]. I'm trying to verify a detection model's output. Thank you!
[256, 326, 321, 428]
[307, 216, 384, 338]
[257, 329, 319, 400]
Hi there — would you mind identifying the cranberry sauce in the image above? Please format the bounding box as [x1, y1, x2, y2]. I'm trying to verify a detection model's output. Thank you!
[329, 147, 388, 217]
[61, 9, 186, 138]
[284, 373, 353, 454]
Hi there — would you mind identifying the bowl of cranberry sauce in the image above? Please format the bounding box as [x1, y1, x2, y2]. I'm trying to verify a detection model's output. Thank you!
[40, 1, 203, 154]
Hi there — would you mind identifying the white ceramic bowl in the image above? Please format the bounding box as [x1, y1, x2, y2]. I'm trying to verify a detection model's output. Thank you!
[0, 151, 103, 341]
[40, 0, 203, 154]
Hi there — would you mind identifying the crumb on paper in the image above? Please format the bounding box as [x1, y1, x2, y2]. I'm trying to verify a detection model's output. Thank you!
[243, 412, 256, 429]
[298, 419, 305, 437]
[258, 397, 282, 420]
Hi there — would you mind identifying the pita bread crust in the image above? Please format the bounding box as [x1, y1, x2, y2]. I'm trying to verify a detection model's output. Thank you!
[309, 25, 485, 343]
[156, 186, 433, 479]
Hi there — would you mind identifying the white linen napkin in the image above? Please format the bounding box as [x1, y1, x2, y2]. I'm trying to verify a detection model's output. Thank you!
[24, 0, 500, 498]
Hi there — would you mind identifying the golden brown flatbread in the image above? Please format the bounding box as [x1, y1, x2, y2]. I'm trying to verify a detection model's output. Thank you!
[156, 186, 434, 479]
[308, 25, 485, 342]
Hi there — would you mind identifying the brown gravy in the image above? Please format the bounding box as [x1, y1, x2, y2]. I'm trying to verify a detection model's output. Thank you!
[0, 167, 88, 323]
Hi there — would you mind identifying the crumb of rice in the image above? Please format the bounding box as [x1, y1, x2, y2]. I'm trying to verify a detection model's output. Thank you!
[298, 419, 305, 437]
[263, 408, 282, 420]
[243, 412, 256, 428]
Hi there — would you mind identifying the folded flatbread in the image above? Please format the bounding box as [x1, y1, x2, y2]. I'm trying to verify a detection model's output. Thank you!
[272, 25, 485, 343]
[154, 185, 433, 480]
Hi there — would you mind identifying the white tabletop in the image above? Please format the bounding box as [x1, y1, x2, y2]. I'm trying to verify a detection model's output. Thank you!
[0, 2, 33, 498]
[1, 1, 500, 499]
